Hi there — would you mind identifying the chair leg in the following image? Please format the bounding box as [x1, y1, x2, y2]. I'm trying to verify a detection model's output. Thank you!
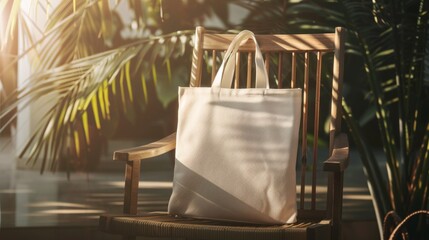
[124, 160, 141, 215]
[332, 172, 344, 240]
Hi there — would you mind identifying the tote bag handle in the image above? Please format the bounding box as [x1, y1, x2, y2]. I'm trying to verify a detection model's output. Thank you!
[212, 30, 269, 89]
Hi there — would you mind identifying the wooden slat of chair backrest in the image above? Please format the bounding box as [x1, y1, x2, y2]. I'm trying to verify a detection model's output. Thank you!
[190, 26, 345, 221]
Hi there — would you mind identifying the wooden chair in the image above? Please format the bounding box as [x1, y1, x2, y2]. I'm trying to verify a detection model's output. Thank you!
[99, 26, 349, 240]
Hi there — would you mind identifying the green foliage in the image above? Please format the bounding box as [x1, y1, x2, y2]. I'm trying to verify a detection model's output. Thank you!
[0, 0, 234, 172]
[317, 0, 428, 236]
[238, 0, 429, 236]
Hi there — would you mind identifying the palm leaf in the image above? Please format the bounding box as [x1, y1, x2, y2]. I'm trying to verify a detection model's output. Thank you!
[236, 0, 429, 235]
[1, 29, 193, 172]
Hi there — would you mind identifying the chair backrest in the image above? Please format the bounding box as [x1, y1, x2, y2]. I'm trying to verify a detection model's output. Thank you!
[189, 26, 346, 221]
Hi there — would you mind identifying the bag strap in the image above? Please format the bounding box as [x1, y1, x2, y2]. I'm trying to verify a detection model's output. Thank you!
[216, 30, 253, 89]
[212, 30, 269, 89]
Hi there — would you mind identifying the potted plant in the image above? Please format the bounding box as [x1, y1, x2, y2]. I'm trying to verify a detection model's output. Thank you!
[237, 0, 429, 238]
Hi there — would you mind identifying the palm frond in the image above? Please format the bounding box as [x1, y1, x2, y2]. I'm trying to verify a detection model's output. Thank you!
[236, 0, 429, 234]
[1, 29, 194, 172]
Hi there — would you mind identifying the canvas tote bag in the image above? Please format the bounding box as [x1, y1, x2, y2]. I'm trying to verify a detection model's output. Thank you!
[168, 30, 302, 224]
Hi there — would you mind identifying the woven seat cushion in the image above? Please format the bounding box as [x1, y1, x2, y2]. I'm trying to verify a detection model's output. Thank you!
[99, 212, 330, 240]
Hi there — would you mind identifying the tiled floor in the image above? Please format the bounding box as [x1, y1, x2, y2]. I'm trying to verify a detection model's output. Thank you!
[0, 136, 378, 238]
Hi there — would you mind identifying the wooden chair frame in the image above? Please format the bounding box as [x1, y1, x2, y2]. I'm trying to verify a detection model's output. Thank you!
[100, 26, 349, 240]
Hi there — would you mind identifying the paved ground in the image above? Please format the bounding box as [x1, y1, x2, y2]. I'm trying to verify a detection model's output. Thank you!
[0, 137, 379, 239]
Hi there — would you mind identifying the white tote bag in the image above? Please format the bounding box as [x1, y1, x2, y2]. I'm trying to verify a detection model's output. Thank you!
[168, 30, 302, 224]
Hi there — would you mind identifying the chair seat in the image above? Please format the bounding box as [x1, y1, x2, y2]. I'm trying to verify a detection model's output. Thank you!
[99, 212, 331, 240]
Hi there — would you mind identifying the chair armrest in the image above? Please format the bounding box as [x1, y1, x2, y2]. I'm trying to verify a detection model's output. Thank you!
[323, 133, 349, 172]
[113, 133, 176, 161]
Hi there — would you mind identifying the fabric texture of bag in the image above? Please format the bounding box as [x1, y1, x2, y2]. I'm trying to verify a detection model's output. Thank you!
[168, 30, 302, 224]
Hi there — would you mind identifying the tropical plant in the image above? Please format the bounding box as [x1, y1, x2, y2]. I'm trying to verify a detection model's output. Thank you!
[238, 0, 429, 238]
[0, 0, 238, 173]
